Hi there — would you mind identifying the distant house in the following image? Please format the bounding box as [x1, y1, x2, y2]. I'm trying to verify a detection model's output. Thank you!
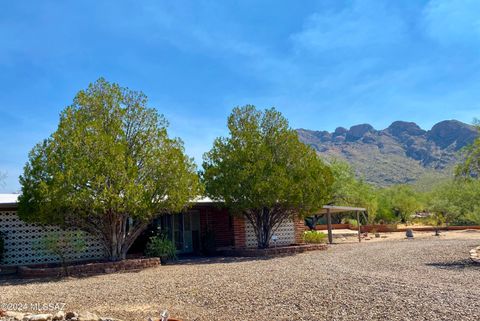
[0, 194, 305, 266]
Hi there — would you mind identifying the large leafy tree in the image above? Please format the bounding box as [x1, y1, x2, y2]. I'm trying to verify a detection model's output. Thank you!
[456, 121, 480, 178]
[385, 185, 422, 224]
[426, 180, 472, 226]
[328, 159, 377, 223]
[306, 159, 377, 229]
[202, 105, 333, 248]
[18, 78, 201, 261]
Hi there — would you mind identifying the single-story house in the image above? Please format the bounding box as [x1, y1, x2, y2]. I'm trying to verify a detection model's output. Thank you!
[0, 194, 305, 266]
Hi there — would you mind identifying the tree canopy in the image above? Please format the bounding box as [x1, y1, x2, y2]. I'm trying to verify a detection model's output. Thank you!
[328, 159, 377, 224]
[18, 78, 201, 260]
[456, 121, 480, 178]
[202, 105, 333, 248]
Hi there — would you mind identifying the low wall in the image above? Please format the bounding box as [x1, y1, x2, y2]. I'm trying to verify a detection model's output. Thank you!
[18, 257, 160, 278]
[221, 244, 327, 257]
[315, 223, 351, 230]
[315, 224, 480, 233]
[395, 225, 480, 232]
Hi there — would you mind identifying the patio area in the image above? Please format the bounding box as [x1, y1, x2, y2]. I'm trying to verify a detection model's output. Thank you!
[1, 233, 480, 320]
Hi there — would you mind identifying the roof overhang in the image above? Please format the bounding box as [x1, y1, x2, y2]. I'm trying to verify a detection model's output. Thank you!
[315, 205, 366, 215]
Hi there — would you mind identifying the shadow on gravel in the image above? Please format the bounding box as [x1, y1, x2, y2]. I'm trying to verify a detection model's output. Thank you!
[174, 255, 277, 266]
[0, 268, 148, 285]
[426, 259, 480, 270]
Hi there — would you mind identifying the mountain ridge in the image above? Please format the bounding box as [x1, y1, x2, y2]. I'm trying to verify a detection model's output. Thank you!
[297, 120, 478, 186]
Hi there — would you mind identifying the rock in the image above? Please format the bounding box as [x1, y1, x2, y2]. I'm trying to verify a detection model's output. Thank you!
[65, 312, 78, 320]
[77, 312, 101, 321]
[406, 229, 414, 238]
[427, 120, 477, 150]
[387, 121, 425, 137]
[346, 124, 374, 141]
[24, 314, 53, 321]
[53, 311, 65, 321]
[295, 120, 478, 186]
[333, 127, 348, 137]
[4, 311, 25, 320]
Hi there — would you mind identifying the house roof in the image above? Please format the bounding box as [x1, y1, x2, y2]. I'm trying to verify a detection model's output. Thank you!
[0, 194, 215, 206]
[0, 193, 20, 205]
[316, 205, 366, 214]
[0, 194, 364, 213]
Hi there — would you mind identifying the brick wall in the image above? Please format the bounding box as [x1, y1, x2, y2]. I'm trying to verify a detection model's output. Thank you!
[199, 206, 234, 248]
[18, 258, 160, 278]
[294, 217, 307, 244]
[232, 216, 246, 249]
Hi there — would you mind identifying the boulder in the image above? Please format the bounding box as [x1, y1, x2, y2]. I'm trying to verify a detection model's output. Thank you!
[24, 314, 53, 321]
[427, 120, 477, 150]
[346, 124, 374, 141]
[53, 311, 65, 321]
[333, 127, 348, 136]
[77, 312, 101, 321]
[387, 121, 425, 137]
[65, 312, 78, 320]
[406, 229, 414, 238]
[4, 311, 26, 320]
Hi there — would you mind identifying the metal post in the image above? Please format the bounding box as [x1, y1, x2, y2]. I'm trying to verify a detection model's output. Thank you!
[356, 210, 361, 243]
[327, 208, 333, 244]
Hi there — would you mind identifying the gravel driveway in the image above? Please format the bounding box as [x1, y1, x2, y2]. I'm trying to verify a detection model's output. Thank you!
[1, 236, 480, 321]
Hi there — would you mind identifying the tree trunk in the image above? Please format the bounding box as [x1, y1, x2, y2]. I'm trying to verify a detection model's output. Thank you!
[102, 214, 149, 261]
[244, 207, 293, 250]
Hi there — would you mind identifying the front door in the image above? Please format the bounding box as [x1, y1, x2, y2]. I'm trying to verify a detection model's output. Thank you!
[183, 210, 200, 253]
[169, 211, 201, 254]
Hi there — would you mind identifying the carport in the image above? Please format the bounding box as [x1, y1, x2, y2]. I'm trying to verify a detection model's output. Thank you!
[314, 205, 367, 244]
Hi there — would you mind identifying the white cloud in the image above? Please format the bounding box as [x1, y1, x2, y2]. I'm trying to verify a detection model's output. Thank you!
[423, 0, 480, 45]
[291, 1, 407, 53]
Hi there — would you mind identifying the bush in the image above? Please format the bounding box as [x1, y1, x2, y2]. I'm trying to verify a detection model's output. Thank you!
[343, 218, 358, 228]
[0, 231, 4, 263]
[145, 235, 177, 260]
[33, 231, 86, 275]
[303, 231, 327, 244]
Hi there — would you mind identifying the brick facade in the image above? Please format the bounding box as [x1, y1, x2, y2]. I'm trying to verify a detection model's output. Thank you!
[199, 206, 234, 248]
[294, 216, 307, 244]
[232, 216, 246, 249]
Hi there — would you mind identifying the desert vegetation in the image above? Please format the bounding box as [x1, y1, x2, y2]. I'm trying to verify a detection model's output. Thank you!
[321, 122, 480, 228]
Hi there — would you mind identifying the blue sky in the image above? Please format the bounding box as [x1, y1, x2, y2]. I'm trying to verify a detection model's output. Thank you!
[1, 0, 480, 192]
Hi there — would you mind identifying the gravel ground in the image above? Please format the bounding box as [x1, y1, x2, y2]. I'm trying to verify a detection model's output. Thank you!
[1, 233, 480, 321]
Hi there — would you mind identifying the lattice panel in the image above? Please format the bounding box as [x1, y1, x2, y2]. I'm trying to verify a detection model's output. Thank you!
[0, 210, 105, 266]
[245, 219, 295, 248]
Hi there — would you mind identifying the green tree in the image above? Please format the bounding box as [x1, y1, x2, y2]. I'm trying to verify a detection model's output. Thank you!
[376, 185, 423, 224]
[456, 121, 480, 178]
[202, 105, 333, 248]
[389, 185, 422, 224]
[19, 78, 201, 261]
[34, 231, 86, 276]
[428, 179, 480, 226]
[328, 159, 378, 224]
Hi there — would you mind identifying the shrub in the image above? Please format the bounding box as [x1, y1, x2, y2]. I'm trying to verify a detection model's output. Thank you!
[33, 231, 86, 276]
[343, 218, 358, 228]
[303, 231, 327, 244]
[145, 235, 177, 260]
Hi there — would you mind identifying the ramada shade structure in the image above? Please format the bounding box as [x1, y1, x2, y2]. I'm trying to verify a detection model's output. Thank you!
[314, 205, 367, 244]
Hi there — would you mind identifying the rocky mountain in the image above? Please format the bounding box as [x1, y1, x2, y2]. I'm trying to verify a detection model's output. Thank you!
[297, 120, 478, 186]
